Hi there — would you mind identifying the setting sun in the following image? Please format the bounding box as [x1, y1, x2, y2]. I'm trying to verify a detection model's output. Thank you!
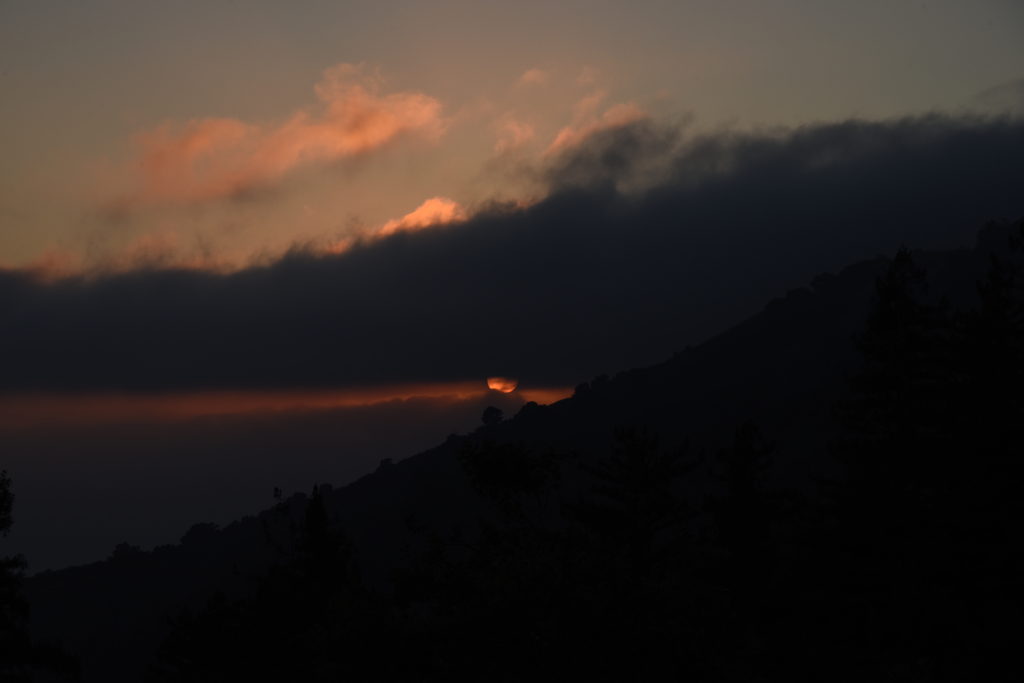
[486, 376, 518, 393]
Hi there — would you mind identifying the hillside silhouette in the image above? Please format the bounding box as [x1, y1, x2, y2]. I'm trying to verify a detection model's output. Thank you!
[12, 219, 1024, 681]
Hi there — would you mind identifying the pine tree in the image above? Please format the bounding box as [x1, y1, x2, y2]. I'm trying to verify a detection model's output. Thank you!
[827, 240, 1024, 678]
[0, 470, 31, 683]
[839, 248, 955, 485]
[711, 422, 775, 593]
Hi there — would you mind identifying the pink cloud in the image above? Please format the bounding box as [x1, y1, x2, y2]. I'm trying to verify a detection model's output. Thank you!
[546, 100, 647, 156]
[117, 64, 445, 207]
[572, 90, 608, 120]
[94, 230, 231, 272]
[322, 196, 467, 255]
[378, 196, 466, 236]
[493, 118, 536, 154]
[517, 68, 549, 87]
[9, 246, 82, 283]
[576, 66, 600, 87]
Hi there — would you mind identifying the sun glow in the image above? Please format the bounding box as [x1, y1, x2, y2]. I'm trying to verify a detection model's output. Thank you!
[0, 381, 575, 429]
[486, 377, 518, 393]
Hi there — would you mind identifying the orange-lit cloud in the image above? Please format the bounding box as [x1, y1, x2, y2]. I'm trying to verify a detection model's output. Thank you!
[494, 118, 536, 154]
[116, 64, 445, 207]
[573, 89, 609, 120]
[321, 197, 467, 255]
[576, 66, 600, 87]
[11, 246, 83, 282]
[517, 68, 549, 87]
[378, 196, 467, 236]
[487, 377, 518, 393]
[91, 229, 232, 274]
[546, 95, 647, 156]
[5, 235, 229, 280]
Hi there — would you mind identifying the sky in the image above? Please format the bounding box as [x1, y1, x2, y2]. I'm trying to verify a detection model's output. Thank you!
[1, 0, 1022, 271]
[2, 0, 1024, 570]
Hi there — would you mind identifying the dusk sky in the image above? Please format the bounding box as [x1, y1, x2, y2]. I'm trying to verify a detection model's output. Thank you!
[2, 1, 1024, 571]
[2, 1, 1022, 270]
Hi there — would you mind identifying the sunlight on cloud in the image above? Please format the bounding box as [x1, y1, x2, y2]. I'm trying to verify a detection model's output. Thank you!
[517, 68, 549, 87]
[546, 99, 647, 156]
[576, 66, 600, 87]
[64, 61, 652, 273]
[12, 246, 83, 283]
[115, 64, 445, 208]
[323, 196, 468, 254]
[493, 117, 536, 154]
[378, 196, 467, 236]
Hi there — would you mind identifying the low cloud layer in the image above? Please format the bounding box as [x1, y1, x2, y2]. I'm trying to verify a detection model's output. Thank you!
[4, 114, 1024, 393]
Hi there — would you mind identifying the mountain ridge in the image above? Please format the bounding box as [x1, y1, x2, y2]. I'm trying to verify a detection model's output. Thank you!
[23, 219, 1023, 680]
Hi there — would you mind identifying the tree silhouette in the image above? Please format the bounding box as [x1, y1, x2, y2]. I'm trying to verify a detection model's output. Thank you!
[0, 470, 31, 682]
[569, 428, 695, 571]
[0, 471, 12, 536]
[709, 422, 775, 600]
[1, 471, 79, 682]
[954, 252, 1024, 466]
[457, 439, 561, 520]
[150, 486, 376, 682]
[838, 248, 954, 478]
[480, 405, 504, 427]
[823, 242, 1024, 679]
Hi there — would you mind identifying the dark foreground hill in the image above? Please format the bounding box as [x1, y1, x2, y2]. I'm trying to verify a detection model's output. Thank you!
[14, 220, 1024, 681]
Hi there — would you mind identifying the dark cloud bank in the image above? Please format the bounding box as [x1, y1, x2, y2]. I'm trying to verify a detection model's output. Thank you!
[3, 114, 1024, 392]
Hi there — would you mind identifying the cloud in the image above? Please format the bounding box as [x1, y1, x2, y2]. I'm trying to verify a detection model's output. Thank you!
[517, 68, 549, 87]
[14, 246, 83, 283]
[572, 90, 608, 120]
[576, 66, 600, 87]
[113, 64, 445, 208]
[321, 196, 467, 254]
[546, 102, 647, 155]
[3, 114, 1023, 393]
[974, 77, 1024, 115]
[378, 197, 467, 236]
[546, 91, 647, 156]
[494, 117, 536, 154]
